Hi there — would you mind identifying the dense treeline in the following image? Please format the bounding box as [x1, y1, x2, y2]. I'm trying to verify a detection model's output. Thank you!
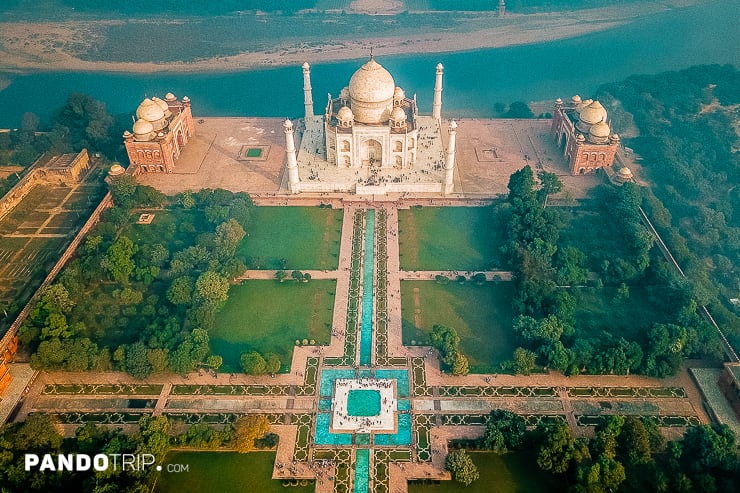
[500, 165, 722, 376]
[19, 181, 255, 378]
[0, 93, 125, 196]
[463, 410, 740, 493]
[596, 64, 740, 342]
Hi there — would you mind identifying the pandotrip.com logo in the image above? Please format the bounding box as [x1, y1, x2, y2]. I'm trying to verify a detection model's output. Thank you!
[25, 453, 156, 472]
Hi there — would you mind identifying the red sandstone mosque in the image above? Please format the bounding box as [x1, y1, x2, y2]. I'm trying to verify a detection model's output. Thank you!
[551, 95, 620, 175]
[123, 93, 195, 173]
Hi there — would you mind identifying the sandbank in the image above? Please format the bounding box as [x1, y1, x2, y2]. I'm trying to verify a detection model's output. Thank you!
[0, 1, 699, 74]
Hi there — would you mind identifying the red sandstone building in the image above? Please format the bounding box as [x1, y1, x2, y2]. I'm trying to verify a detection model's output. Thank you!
[551, 95, 620, 175]
[123, 93, 194, 173]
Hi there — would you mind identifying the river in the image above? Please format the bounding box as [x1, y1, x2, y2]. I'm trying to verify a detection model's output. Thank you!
[0, 0, 738, 127]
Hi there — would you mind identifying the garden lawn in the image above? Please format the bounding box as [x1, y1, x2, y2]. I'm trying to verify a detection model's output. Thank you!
[210, 280, 335, 372]
[569, 285, 671, 342]
[401, 281, 515, 372]
[398, 207, 503, 271]
[407, 450, 564, 493]
[236, 206, 342, 270]
[154, 451, 313, 493]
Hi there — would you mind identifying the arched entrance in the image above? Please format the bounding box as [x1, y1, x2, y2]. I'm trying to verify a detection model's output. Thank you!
[363, 139, 382, 166]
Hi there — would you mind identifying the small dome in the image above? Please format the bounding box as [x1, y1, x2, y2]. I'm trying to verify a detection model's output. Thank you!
[133, 118, 153, 136]
[109, 164, 125, 176]
[574, 98, 593, 114]
[579, 101, 607, 125]
[589, 121, 610, 138]
[349, 58, 395, 104]
[337, 106, 354, 121]
[576, 133, 586, 142]
[165, 92, 176, 101]
[123, 130, 132, 137]
[555, 97, 563, 105]
[393, 86, 406, 100]
[390, 106, 406, 122]
[302, 62, 310, 70]
[136, 98, 165, 122]
[436, 63, 444, 71]
[618, 167, 633, 179]
[571, 95, 582, 104]
[610, 133, 620, 143]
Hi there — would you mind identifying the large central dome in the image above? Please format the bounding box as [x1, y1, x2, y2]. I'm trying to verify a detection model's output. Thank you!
[348, 58, 396, 124]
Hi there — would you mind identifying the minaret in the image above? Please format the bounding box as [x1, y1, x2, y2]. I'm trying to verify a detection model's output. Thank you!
[284, 119, 300, 193]
[498, 0, 506, 17]
[432, 63, 444, 122]
[302, 62, 313, 121]
[444, 120, 457, 194]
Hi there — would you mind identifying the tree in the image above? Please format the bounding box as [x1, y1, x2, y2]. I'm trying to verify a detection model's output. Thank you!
[445, 449, 479, 486]
[125, 342, 152, 379]
[53, 92, 114, 152]
[104, 236, 137, 283]
[537, 421, 581, 474]
[167, 276, 194, 306]
[617, 416, 653, 466]
[214, 218, 246, 259]
[109, 174, 138, 209]
[479, 410, 526, 453]
[451, 352, 470, 376]
[233, 415, 270, 453]
[206, 355, 223, 371]
[291, 270, 304, 282]
[275, 270, 287, 283]
[505, 101, 534, 118]
[265, 353, 281, 374]
[512, 347, 536, 375]
[240, 351, 267, 375]
[537, 170, 562, 202]
[194, 271, 230, 306]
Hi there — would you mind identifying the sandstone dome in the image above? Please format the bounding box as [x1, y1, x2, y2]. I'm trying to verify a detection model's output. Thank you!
[588, 121, 611, 143]
[579, 101, 607, 125]
[136, 98, 165, 122]
[393, 86, 405, 101]
[132, 118, 153, 137]
[618, 167, 633, 179]
[109, 163, 125, 176]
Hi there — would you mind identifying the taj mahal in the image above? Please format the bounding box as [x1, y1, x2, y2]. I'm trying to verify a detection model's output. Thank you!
[285, 57, 457, 195]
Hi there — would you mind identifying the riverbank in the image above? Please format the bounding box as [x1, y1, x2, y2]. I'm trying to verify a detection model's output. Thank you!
[0, 0, 698, 74]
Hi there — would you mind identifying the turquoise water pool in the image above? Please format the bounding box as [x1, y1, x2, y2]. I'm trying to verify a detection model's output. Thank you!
[354, 449, 370, 493]
[374, 414, 412, 446]
[314, 414, 353, 446]
[347, 390, 381, 417]
[359, 210, 375, 366]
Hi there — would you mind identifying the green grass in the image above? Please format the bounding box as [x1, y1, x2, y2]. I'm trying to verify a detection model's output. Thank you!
[569, 285, 671, 342]
[408, 451, 565, 493]
[245, 148, 263, 158]
[398, 207, 503, 271]
[236, 207, 342, 270]
[210, 280, 335, 371]
[154, 451, 314, 493]
[401, 281, 515, 372]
